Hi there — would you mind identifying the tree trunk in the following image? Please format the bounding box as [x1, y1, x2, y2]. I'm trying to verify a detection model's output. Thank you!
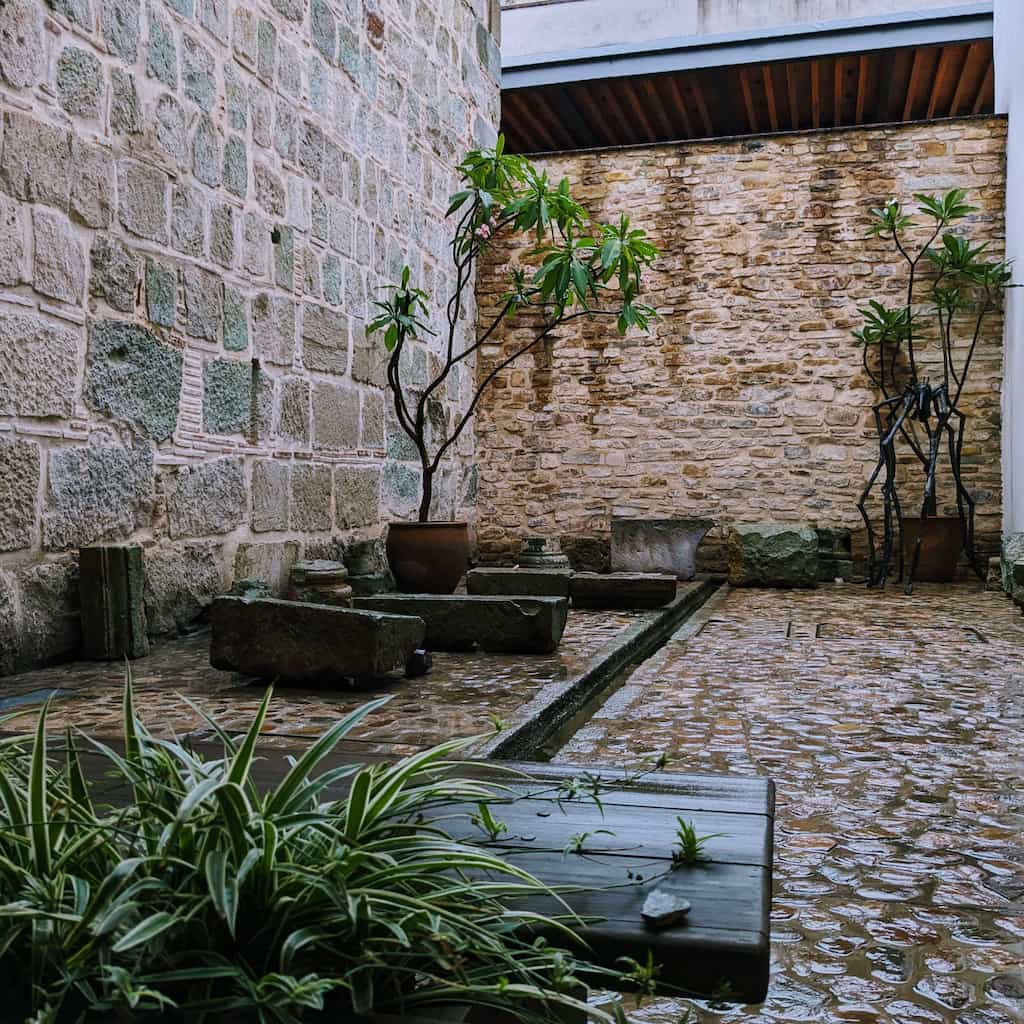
[418, 462, 433, 522]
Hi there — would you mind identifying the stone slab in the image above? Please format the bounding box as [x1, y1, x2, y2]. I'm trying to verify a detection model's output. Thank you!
[611, 517, 714, 580]
[569, 573, 677, 609]
[353, 594, 569, 654]
[210, 596, 425, 683]
[727, 524, 819, 589]
[1001, 532, 1024, 608]
[466, 567, 572, 598]
[79, 545, 148, 660]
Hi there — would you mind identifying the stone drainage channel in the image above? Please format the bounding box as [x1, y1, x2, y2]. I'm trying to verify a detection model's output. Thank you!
[479, 575, 723, 762]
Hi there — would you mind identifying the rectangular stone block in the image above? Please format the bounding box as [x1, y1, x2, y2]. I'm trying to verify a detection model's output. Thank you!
[210, 596, 425, 682]
[570, 573, 677, 609]
[0, 312, 79, 419]
[353, 594, 569, 654]
[234, 540, 300, 595]
[467, 567, 572, 598]
[79, 546, 148, 659]
[728, 524, 819, 589]
[0, 436, 40, 552]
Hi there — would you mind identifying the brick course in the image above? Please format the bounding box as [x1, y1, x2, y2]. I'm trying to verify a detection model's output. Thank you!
[475, 118, 1007, 571]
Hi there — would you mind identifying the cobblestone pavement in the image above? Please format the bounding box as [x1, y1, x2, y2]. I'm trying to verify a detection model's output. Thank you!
[1, 609, 643, 756]
[560, 583, 1024, 1024]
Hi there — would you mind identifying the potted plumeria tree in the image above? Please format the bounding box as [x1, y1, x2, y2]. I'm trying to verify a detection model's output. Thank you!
[854, 189, 1011, 590]
[368, 136, 658, 593]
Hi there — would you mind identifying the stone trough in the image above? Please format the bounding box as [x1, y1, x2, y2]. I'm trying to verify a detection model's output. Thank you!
[570, 572, 677, 609]
[466, 566, 572, 598]
[210, 596, 426, 684]
[354, 594, 569, 654]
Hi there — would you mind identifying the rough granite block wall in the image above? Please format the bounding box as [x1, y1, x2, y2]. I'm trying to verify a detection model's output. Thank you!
[0, 0, 499, 675]
[475, 118, 1007, 572]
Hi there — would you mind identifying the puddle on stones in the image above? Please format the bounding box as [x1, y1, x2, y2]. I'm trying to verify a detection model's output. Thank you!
[0, 610, 645, 756]
[560, 583, 1024, 1023]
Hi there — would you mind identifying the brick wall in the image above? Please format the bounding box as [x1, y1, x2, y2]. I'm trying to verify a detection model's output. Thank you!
[475, 118, 1007, 571]
[0, 0, 499, 674]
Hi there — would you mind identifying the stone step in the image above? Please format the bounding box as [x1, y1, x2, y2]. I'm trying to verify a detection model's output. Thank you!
[569, 572, 677, 609]
[353, 594, 568, 654]
[466, 566, 573, 598]
[210, 597, 425, 684]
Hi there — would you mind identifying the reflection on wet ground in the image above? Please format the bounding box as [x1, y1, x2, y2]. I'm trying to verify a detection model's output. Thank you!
[0, 609, 644, 756]
[560, 583, 1024, 1023]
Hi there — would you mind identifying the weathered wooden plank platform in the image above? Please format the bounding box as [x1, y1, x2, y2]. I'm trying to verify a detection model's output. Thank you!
[33, 739, 774, 1004]
[443, 761, 774, 1003]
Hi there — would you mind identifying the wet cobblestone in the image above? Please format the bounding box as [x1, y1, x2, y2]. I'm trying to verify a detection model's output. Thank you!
[1, 609, 644, 756]
[562, 583, 1024, 1024]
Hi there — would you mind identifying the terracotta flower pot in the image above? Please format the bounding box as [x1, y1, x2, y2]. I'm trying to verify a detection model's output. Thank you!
[901, 515, 964, 582]
[386, 522, 470, 594]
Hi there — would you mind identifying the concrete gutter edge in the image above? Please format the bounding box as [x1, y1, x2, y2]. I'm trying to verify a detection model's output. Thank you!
[482, 574, 723, 761]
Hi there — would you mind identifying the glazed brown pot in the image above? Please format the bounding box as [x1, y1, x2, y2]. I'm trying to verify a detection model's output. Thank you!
[386, 522, 470, 594]
[901, 515, 964, 582]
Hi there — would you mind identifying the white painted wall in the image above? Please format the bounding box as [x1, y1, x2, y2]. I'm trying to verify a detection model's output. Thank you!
[503, 0, 976, 60]
[995, 0, 1023, 534]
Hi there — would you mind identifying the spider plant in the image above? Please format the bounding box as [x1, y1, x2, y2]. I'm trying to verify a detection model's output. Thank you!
[671, 819, 723, 868]
[0, 678, 632, 1023]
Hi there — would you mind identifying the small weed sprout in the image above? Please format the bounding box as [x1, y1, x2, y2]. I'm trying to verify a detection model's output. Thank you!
[671, 817, 724, 868]
[563, 829, 614, 856]
[616, 950, 661, 1005]
[489, 713, 507, 735]
[471, 801, 509, 841]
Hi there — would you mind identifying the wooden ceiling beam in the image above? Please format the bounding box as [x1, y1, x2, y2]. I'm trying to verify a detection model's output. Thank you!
[786, 62, 800, 130]
[666, 74, 694, 138]
[762, 64, 779, 132]
[927, 46, 954, 119]
[834, 56, 844, 126]
[532, 88, 581, 149]
[549, 86, 600, 148]
[811, 60, 821, 129]
[599, 80, 641, 145]
[620, 77, 658, 142]
[902, 48, 926, 121]
[571, 84, 614, 148]
[528, 90, 574, 150]
[949, 41, 982, 116]
[855, 54, 868, 123]
[739, 67, 759, 134]
[642, 77, 676, 139]
[691, 74, 713, 136]
[503, 92, 553, 152]
[972, 58, 994, 114]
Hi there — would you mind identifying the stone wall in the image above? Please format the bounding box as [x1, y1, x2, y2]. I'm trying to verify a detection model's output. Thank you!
[475, 117, 1007, 571]
[0, 0, 499, 674]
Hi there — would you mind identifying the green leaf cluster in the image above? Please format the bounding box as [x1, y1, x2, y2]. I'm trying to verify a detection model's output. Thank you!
[854, 188, 1013, 379]
[0, 679, 629, 1023]
[367, 135, 659, 355]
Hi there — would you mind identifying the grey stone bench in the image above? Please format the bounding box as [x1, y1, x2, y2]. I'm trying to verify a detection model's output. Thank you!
[570, 572, 677, 609]
[466, 566, 573, 598]
[209, 596, 425, 683]
[354, 594, 568, 653]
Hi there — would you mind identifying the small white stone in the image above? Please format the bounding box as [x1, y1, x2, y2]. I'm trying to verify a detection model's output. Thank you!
[641, 889, 692, 930]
